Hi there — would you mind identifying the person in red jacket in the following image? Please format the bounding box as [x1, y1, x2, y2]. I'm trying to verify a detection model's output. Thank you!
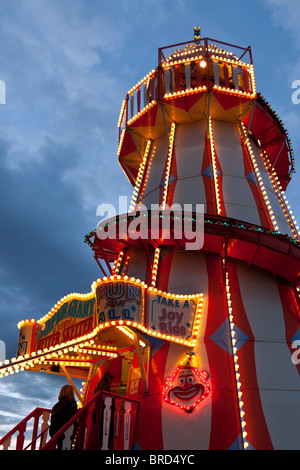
[49, 385, 78, 450]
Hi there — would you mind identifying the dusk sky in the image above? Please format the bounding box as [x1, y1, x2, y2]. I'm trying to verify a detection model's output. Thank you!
[0, 0, 300, 441]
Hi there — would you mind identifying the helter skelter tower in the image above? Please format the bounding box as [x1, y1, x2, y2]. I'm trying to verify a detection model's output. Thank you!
[3, 31, 300, 451]
[88, 31, 300, 450]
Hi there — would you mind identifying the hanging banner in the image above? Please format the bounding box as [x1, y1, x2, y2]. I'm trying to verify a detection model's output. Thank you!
[95, 279, 145, 326]
[146, 290, 202, 343]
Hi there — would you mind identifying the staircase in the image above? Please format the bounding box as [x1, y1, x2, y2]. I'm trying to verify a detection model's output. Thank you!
[0, 407, 51, 450]
[0, 392, 140, 450]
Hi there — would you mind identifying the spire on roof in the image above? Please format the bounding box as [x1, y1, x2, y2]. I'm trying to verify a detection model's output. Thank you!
[194, 26, 201, 41]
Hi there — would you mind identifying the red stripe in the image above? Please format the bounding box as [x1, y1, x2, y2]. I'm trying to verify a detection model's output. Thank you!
[202, 133, 217, 215]
[227, 260, 273, 449]
[204, 254, 240, 449]
[166, 141, 178, 206]
[134, 341, 171, 449]
[159, 143, 175, 206]
[212, 139, 226, 217]
[241, 140, 272, 229]
[156, 250, 174, 292]
[277, 280, 300, 376]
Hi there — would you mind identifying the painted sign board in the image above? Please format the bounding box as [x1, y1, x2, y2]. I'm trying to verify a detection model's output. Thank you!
[147, 290, 200, 342]
[17, 276, 203, 356]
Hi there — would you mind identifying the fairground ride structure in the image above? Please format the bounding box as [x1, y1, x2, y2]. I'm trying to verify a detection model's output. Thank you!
[1, 29, 300, 450]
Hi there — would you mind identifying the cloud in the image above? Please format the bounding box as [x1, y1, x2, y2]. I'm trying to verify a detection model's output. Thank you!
[0, 372, 82, 440]
[261, 0, 300, 38]
[0, 4, 137, 411]
[0, 0, 131, 214]
[260, 0, 300, 200]
[0, 1, 139, 367]
[260, 0, 300, 138]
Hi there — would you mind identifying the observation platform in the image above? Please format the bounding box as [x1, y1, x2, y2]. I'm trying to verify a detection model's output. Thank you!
[117, 37, 294, 192]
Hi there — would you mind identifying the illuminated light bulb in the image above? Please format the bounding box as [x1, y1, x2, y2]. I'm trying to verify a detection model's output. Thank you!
[225, 268, 249, 449]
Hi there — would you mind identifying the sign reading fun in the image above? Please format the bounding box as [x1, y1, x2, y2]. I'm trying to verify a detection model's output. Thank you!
[96, 280, 144, 325]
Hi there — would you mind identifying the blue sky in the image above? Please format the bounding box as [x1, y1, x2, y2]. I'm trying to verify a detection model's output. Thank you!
[0, 0, 300, 441]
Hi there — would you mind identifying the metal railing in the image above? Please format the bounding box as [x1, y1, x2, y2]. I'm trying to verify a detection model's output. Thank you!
[0, 407, 51, 450]
[41, 391, 140, 451]
[118, 38, 255, 137]
[0, 392, 140, 451]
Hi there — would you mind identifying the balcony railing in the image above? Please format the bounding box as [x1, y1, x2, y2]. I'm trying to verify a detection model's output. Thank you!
[0, 392, 140, 451]
[118, 37, 255, 139]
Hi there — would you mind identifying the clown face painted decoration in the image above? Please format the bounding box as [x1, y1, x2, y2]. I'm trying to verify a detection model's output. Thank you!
[163, 355, 210, 412]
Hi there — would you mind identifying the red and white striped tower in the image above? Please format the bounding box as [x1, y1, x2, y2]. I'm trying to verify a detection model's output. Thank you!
[4, 32, 300, 452]
[88, 32, 300, 450]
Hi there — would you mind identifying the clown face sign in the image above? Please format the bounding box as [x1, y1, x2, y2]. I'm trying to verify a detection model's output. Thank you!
[163, 356, 210, 412]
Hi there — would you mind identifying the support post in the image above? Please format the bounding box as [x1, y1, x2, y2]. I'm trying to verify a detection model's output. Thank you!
[133, 333, 149, 393]
[60, 364, 84, 404]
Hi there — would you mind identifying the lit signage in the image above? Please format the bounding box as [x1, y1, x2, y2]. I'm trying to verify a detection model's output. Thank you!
[35, 296, 95, 352]
[147, 291, 201, 342]
[17, 320, 36, 356]
[17, 276, 204, 355]
[95, 280, 144, 326]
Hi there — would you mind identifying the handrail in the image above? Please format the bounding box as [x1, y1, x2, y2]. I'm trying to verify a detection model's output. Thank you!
[0, 392, 140, 451]
[118, 53, 255, 133]
[0, 407, 51, 450]
[41, 391, 102, 450]
[158, 37, 253, 65]
[23, 424, 50, 450]
[41, 391, 140, 451]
